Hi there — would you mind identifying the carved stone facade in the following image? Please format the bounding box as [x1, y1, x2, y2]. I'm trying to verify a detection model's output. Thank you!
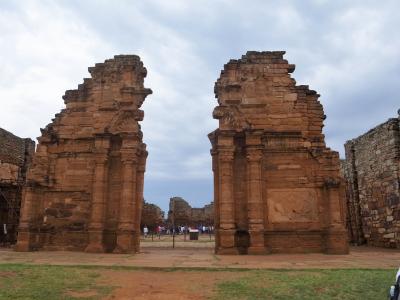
[342, 112, 400, 248]
[0, 128, 35, 245]
[15, 55, 151, 253]
[209, 51, 348, 255]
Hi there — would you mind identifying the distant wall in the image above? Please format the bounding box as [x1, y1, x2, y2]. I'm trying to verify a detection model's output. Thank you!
[167, 197, 214, 227]
[342, 112, 400, 248]
[0, 127, 35, 244]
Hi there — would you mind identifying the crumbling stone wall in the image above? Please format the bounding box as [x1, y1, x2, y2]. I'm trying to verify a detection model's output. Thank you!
[209, 51, 348, 255]
[0, 128, 35, 244]
[340, 159, 365, 245]
[343, 112, 400, 248]
[167, 197, 214, 227]
[15, 55, 151, 253]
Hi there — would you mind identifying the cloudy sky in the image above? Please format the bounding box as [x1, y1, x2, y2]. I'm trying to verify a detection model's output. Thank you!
[1, 0, 399, 213]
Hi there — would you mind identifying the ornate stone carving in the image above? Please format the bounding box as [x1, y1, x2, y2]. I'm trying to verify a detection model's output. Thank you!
[108, 110, 143, 135]
[246, 148, 263, 162]
[213, 106, 251, 131]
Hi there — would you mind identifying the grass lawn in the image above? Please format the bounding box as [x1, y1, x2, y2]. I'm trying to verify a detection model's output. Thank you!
[0, 264, 113, 300]
[0, 264, 395, 299]
[214, 269, 394, 300]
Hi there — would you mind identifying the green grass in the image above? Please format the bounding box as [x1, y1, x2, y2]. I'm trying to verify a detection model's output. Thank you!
[0, 264, 395, 300]
[0, 264, 113, 300]
[213, 269, 395, 300]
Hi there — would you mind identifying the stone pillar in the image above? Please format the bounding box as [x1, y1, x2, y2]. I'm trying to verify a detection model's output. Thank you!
[246, 147, 267, 254]
[114, 150, 137, 253]
[85, 144, 109, 253]
[133, 154, 146, 252]
[323, 179, 349, 254]
[217, 147, 238, 254]
[211, 149, 220, 252]
[15, 187, 35, 252]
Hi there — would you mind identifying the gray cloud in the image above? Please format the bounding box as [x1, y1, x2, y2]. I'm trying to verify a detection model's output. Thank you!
[1, 0, 399, 212]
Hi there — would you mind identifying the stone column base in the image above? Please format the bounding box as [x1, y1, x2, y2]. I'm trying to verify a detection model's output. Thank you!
[133, 231, 140, 253]
[14, 231, 32, 252]
[113, 230, 135, 254]
[85, 230, 105, 253]
[248, 230, 268, 255]
[215, 229, 239, 255]
[324, 228, 349, 254]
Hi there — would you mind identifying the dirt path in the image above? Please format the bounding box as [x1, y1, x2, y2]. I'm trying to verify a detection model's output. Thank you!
[99, 270, 242, 300]
[0, 246, 399, 269]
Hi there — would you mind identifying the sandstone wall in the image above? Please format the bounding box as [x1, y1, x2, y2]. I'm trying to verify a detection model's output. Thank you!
[15, 55, 151, 253]
[209, 51, 348, 255]
[167, 197, 214, 227]
[343, 113, 400, 248]
[0, 128, 35, 244]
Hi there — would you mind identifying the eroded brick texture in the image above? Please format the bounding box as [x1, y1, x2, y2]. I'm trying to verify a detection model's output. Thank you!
[340, 159, 365, 245]
[343, 113, 400, 248]
[167, 197, 214, 227]
[15, 55, 151, 253]
[0, 128, 35, 244]
[209, 51, 348, 255]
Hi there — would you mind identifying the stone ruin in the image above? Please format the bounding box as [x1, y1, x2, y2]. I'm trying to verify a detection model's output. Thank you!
[15, 55, 151, 253]
[0, 128, 34, 245]
[167, 197, 214, 227]
[209, 51, 349, 254]
[342, 111, 400, 248]
[6, 51, 358, 255]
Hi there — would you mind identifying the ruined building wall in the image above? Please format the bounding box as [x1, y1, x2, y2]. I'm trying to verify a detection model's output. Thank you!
[167, 197, 214, 227]
[15, 55, 151, 253]
[0, 128, 35, 244]
[340, 158, 365, 245]
[343, 113, 400, 248]
[209, 51, 348, 255]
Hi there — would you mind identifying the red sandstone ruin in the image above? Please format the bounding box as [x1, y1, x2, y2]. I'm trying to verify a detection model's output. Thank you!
[209, 51, 349, 255]
[15, 55, 151, 253]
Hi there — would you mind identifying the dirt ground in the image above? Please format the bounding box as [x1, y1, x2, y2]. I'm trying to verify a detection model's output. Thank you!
[140, 234, 215, 248]
[99, 270, 243, 300]
[0, 246, 399, 299]
[0, 246, 399, 269]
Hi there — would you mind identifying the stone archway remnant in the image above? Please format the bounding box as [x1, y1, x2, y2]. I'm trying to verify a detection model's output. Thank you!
[209, 51, 349, 255]
[15, 55, 151, 253]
